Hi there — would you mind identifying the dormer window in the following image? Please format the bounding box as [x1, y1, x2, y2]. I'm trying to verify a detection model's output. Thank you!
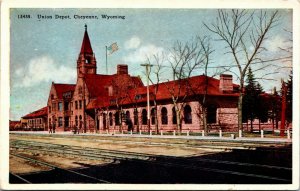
[135, 95, 142, 100]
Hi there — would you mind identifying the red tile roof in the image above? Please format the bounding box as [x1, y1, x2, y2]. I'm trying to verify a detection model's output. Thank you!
[84, 73, 144, 98]
[53, 83, 76, 99]
[84, 74, 115, 98]
[80, 27, 93, 54]
[9, 120, 21, 128]
[86, 75, 240, 109]
[22, 106, 48, 119]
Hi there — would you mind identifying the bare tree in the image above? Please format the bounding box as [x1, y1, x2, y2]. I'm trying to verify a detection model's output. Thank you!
[204, 9, 280, 131]
[164, 38, 206, 134]
[185, 36, 218, 135]
[111, 75, 137, 131]
[123, 78, 143, 132]
[147, 53, 165, 134]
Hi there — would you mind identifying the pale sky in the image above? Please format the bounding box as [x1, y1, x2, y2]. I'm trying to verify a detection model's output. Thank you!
[10, 8, 292, 120]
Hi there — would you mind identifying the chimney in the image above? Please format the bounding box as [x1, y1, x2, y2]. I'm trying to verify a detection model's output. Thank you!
[219, 74, 233, 92]
[117, 64, 128, 75]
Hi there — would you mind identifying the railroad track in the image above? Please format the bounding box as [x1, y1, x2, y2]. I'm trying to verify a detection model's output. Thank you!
[10, 133, 292, 152]
[10, 139, 292, 183]
[10, 153, 110, 184]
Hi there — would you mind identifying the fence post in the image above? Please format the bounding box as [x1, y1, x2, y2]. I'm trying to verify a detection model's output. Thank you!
[106, 129, 108, 134]
[219, 130, 222, 138]
[187, 130, 189, 136]
[202, 130, 205, 137]
[261, 130, 264, 138]
[150, 130, 152, 136]
[161, 130, 163, 136]
[139, 130, 142, 135]
[173, 130, 176, 136]
[287, 129, 291, 139]
[239, 130, 242, 138]
[130, 130, 133, 135]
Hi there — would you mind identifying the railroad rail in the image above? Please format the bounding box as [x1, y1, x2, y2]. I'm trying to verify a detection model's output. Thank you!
[9, 172, 32, 184]
[10, 139, 292, 183]
[10, 152, 110, 183]
[10, 133, 292, 152]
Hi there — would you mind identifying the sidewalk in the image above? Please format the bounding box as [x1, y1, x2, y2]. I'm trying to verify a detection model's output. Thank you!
[10, 131, 292, 143]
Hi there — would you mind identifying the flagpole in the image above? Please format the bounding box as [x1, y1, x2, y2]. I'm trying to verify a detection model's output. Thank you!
[105, 46, 108, 74]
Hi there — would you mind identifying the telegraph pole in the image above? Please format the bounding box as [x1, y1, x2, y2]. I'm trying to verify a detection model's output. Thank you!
[141, 63, 153, 133]
[105, 46, 108, 74]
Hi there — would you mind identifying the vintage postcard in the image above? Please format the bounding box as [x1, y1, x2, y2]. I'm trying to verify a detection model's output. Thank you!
[1, 0, 299, 190]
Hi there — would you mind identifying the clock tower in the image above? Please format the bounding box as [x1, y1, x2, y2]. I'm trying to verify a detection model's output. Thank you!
[77, 25, 97, 77]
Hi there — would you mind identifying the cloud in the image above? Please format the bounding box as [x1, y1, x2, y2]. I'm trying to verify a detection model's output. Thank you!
[123, 44, 165, 64]
[124, 36, 141, 50]
[14, 56, 76, 87]
[265, 35, 290, 52]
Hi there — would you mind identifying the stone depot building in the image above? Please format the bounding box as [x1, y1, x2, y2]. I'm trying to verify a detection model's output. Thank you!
[24, 26, 241, 133]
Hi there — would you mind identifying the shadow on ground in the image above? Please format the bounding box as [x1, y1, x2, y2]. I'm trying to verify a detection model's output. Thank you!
[10, 144, 292, 184]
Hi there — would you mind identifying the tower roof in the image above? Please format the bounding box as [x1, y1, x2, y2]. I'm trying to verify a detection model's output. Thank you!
[80, 25, 93, 54]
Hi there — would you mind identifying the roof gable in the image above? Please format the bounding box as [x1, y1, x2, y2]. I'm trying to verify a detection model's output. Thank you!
[84, 73, 144, 98]
[53, 83, 76, 99]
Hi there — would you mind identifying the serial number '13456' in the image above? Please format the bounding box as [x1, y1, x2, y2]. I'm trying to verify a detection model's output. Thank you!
[18, 15, 31, 19]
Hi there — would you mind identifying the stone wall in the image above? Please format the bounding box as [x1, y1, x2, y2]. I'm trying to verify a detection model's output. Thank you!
[95, 98, 239, 133]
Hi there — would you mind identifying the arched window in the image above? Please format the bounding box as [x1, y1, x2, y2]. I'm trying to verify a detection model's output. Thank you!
[161, 107, 168, 125]
[184, 105, 192, 124]
[101, 113, 106, 130]
[115, 111, 120, 125]
[207, 105, 217, 124]
[151, 108, 156, 125]
[126, 111, 130, 121]
[134, 109, 138, 125]
[172, 107, 177, 124]
[109, 112, 113, 126]
[142, 109, 147, 125]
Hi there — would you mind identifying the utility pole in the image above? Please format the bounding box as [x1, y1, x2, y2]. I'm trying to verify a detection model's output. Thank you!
[105, 46, 108, 74]
[141, 63, 153, 133]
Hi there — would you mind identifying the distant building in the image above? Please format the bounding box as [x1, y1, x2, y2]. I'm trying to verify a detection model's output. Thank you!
[21, 106, 48, 131]
[9, 120, 21, 131]
[46, 25, 240, 133]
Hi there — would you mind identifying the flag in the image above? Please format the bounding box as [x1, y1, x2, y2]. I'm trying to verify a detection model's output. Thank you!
[107, 42, 118, 55]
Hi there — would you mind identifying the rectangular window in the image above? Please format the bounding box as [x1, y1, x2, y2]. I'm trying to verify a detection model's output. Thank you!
[49, 106, 51, 113]
[65, 117, 69, 127]
[64, 102, 69, 111]
[52, 103, 56, 111]
[207, 106, 217, 124]
[79, 100, 82, 109]
[58, 102, 63, 111]
[75, 101, 78, 109]
[58, 117, 63, 127]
